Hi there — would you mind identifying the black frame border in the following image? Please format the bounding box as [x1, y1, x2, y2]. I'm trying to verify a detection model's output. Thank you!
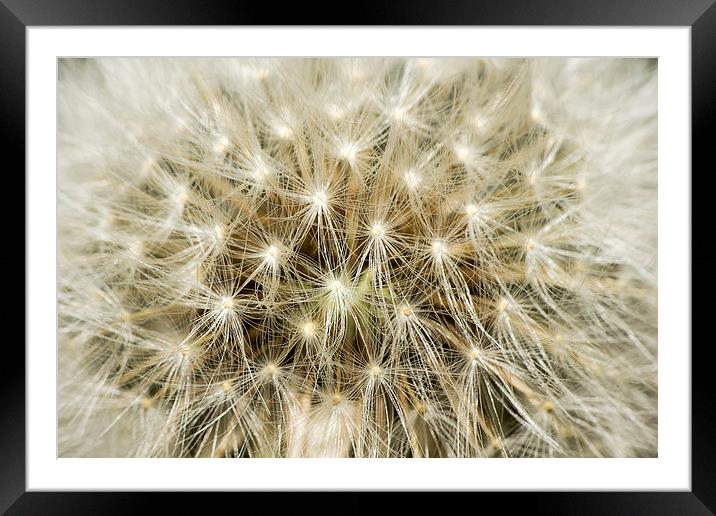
[7, 0, 712, 513]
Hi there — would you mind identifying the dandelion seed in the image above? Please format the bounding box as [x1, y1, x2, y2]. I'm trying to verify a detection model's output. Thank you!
[214, 224, 225, 241]
[496, 297, 510, 313]
[328, 278, 347, 297]
[274, 123, 293, 140]
[404, 169, 421, 189]
[399, 303, 413, 318]
[326, 103, 344, 120]
[212, 134, 230, 155]
[453, 143, 471, 163]
[301, 320, 317, 339]
[310, 188, 329, 210]
[431, 240, 448, 260]
[221, 296, 235, 312]
[391, 106, 407, 123]
[368, 365, 383, 378]
[262, 363, 279, 379]
[262, 245, 280, 265]
[464, 203, 479, 218]
[174, 186, 189, 206]
[338, 141, 359, 165]
[370, 222, 386, 239]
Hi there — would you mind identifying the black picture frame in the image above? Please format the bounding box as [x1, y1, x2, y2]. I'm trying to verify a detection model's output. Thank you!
[6, 0, 711, 512]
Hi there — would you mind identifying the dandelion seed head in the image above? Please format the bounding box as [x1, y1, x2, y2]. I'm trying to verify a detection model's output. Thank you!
[58, 57, 657, 459]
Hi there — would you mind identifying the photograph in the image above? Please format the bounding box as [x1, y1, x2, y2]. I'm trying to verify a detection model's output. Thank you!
[57, 57, 658, 459]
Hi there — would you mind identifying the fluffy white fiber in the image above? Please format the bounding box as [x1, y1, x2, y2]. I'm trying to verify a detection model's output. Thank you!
[58, 58, 657, 458]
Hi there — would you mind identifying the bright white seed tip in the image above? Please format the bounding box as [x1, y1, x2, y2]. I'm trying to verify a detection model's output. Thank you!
[468, 348, 481, 361]
[368, 365, 383, 378]
[431, 240, 448, 259]
[220, 381, 232, 393]
[404, 170, 421, 189]
[338, 142, 359, 163]
[531, 104, 545, 122]
[175, 188, 189, 205]
[263, 245, 280, 263]
[370, 222, 386, 238]
[496, 297, 510, 313]
[221, 296, 235, 311]
[311, 189, 329, 210]
[465, 203, 479, 217]
[128, 240, 144, 258]
[275, 124, 293, 140]
[301, 320, 317, 338]
[213, 135, 230, 155]
[214, 224, 225, 240]
[399, 304, 413, 318]
[328, 278, 346, 294]
[327, 104, 344, 120]
[391, 106, 407, 123]
[252, 166, 269, 181]
[259, 363, 279, 381]
[454, 144, 471, 163]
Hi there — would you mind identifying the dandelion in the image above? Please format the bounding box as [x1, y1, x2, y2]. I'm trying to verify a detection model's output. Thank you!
[58, 57, 657, 458]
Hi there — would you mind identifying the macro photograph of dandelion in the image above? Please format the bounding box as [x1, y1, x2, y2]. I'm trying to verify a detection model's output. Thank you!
[57, 57, 658, 459]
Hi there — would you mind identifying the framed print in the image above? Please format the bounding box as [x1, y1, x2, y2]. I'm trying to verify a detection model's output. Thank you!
[9, 0, 712, 512]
